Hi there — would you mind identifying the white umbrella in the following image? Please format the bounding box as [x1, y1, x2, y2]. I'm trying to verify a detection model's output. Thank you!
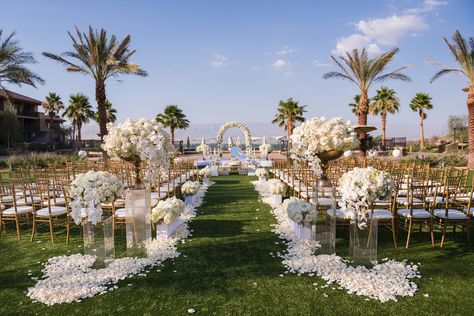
[236, 136, 241, 148]
[261, 136, 266, 145]
[201, 137, 206, 145]
[228, 136, 233, 148]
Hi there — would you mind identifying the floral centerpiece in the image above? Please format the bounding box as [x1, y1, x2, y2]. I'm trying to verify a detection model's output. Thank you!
[199, 166, 211, 179]
[102, 118, 173, 187]
[290, 117, 359, 176]
[267, 179, 285, 195]
[338, 167, 394, 229]
[181, 181, 200, 196]
[196, 143, 211, 160]
[283, 197, 316, 225]
[225, 157, 241, 167]
[255, 168, 267, 179]
[69, 171, 124, 225]
[151, 197, 185, 225]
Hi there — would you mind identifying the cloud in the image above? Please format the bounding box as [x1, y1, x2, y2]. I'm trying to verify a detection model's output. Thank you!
[210, 54, 229, 67]
[405, 0, 448, 14]
[312, 59, 330, 67]
[276, 47, 297, 55]
[271, 59, 290, 70]
[334, 14, 429, 55]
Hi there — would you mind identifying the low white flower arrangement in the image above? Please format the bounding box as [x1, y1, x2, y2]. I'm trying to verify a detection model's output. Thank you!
[255, 168, 267, 178]
[102, 118, 174, 177]
[290, 117, 359, 173]
[78, 150, 87, 158]
[225, 157, 241, 167]
[151, 197, 185, 225]
[199, 166, 211, 178]
[259, 143, 272, 153]
[338, 167, 394, 229]
[196, 143, 211, 155]
[267, 179, 285, 195]
[283, 197, 316, 225]
[69, 171, 124, 225]
[181, 181, 201, 196]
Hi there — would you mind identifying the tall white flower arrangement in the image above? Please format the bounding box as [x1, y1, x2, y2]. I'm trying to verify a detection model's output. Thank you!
[338, 167, 394, 229]
[290, 117, 359, 173]
[102, 118, 174, 178]
[69, 171, 124, 225]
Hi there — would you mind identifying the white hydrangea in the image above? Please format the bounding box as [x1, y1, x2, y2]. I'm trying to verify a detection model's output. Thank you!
[283, 197, 316, 225]
[151, 197, 185, 224]
[196, 143, 211, 154]
[69, 171, 124, 225]
[267, 179, 285, 195]
[198, 166, 211, 178]
[181, 181, 201, 196]
[255, 168, 267, 178]
[290, 117, 359, 173]
[338, 167, 394, 229]
[102, 118, 174, 178]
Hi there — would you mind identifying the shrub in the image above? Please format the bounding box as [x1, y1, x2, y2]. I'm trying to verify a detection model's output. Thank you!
[5, 153, 80, 170]
[401, 152, 467, 167]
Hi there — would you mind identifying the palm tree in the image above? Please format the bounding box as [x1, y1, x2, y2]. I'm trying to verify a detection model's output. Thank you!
[42, 26, 147, 144]
[0, 29, 44, 107]
[63, 93, 95, 142]
[410, 93, 433, 148]
[271, 98, 307, 145]
[348, 94, 360, 116]
[42, 93, 64, 148]
[323, 48, 411, 153]
[370, 87, 400, 147]
[155, 105, 190, 144]
[429, 30, 474, 167]
[95, 100, 117, 124]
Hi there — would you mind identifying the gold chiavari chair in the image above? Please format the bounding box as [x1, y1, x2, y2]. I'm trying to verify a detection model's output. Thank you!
[0, 180, 34, 239]
[31, 178, 70, 243]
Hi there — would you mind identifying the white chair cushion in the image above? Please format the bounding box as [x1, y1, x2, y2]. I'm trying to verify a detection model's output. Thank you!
[326, 208, 349, 219]
[36, 206, 68, 216]
[115, 208, 127, 218]
[398, 208, 432, 219]
[315, 197, 334, 206]
[369, 209, 393, 219]
[102, 198, 125, 208]
[1, 195, 14, 202]
[15, 196, 42, 205]
[426, 196, 453, 204]
[2, 206, 33, 214]
[433, 209, 467, 220]
[397, 197, 423, 204]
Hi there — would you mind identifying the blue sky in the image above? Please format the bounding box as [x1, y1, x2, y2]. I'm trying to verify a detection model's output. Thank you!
[1, 0, 473, 139]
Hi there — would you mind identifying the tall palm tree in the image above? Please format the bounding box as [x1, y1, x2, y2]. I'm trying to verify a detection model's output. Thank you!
[42, 93, 64, 148]
[0, 29, 44, 107]
[410, 93, 433, 148]
[429, 30, 474, 167]
[271, 98, 307, 145]
[323, 48, 411, 153]
[348, 94, 360, 116]
[42, 26, 148, 144]
[63, 93, 95, 142]
[370, 87, 400, 147]
[155, 105, 190, 144]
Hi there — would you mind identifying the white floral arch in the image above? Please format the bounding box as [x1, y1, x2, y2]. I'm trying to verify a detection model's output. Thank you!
[216, 122, 253, 153]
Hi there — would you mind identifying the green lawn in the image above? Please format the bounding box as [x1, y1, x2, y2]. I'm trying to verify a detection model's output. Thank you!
[1, 175, 473, 315]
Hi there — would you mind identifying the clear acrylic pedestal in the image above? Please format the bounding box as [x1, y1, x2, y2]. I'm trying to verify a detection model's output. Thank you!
[312, 184, 336, 255]
[125, 188, 151, 257]
[83, 216, 115, 268]
[350, 218, 378, 267]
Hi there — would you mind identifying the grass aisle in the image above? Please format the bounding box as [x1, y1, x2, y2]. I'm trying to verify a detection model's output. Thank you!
[1, 175, 474, 315]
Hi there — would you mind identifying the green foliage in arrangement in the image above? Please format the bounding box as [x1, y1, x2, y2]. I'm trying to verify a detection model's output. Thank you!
[4, 153, 80, 169]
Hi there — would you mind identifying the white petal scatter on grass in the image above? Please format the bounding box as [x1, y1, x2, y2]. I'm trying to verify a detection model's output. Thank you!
[27, 181, 214, 306]
[252, 180, 420, 303]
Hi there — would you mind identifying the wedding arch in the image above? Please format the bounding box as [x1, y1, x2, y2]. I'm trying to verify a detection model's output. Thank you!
[216, 122, 253, 152]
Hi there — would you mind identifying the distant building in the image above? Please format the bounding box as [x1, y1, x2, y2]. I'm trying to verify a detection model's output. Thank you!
[0, 89, 64, 143]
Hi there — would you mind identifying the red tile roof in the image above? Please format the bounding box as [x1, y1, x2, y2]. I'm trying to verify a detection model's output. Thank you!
[0, 89, 42, 105]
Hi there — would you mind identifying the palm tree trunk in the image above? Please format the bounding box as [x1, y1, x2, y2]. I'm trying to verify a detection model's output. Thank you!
[420, 111, 425, 148]
[467, 85, 474, 169]
[96, 81, 108, 141]
[170, 127, 175, 145]
[49, 113, 55, 150]
[287, 115, 293, 150]
[381, 112, 387, 148]
[77, 122, 82, 142]
[358, 91, 369, 155]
